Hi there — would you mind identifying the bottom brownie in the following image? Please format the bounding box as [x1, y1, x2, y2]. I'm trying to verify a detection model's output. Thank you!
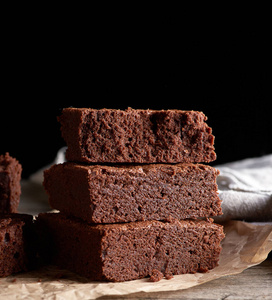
[0, 214, 36, 277]
[36, 213, 225, 282]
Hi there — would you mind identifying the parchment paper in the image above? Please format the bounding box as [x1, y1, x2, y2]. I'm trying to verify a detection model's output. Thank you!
[0, 220, 271, 299]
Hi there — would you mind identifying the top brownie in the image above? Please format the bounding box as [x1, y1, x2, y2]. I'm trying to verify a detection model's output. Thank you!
[0, 153, 22, 213]
[58, 108, 216, 163]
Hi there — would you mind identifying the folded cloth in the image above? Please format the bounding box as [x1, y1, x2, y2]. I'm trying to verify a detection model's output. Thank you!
[215, 154, 272, 222]
[29, 147, 67, 185]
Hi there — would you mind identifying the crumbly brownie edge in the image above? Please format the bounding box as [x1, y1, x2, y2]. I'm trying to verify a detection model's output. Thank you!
[58, 109, 85, 163]
[0, 153, 22, 213]
[35, 213, 225, 282]
[43, 162, 222, 223]
[101, 218, 224, 281]
[0, 214, 36, 277]
[59, 108, 216, 163]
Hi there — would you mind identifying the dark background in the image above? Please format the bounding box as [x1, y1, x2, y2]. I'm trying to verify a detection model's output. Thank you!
[1, 16, 271, 178]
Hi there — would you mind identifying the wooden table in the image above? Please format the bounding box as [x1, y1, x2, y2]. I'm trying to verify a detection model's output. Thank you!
[100, 254, 272, 300]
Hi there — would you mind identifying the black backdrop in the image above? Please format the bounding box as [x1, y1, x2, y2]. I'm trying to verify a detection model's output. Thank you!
[1, 17, 271, 178]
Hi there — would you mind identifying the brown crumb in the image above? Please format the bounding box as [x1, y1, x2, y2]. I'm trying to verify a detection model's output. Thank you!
[198, 267, 209, 273]
[165, 272, 174, 280]
[149, 269, 164, 282]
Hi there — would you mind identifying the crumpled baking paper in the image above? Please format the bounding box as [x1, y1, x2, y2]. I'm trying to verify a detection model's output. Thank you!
[1, 220, 271, 299]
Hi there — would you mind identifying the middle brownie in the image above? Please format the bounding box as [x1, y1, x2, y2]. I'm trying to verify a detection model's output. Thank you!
[44, 162, 222, 223]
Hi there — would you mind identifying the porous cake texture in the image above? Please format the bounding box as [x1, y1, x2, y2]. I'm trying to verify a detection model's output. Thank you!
[58, 108, 216, 164]
[36, 213, 225, 282]
[0, 153, 22, 213]
[0, 214, 36, 277]
[43, 162, 222, 223]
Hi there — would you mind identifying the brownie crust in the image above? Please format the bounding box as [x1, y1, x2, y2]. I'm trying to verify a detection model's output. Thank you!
[58, 108, 216, 164]
[43, 162, 222, 223]
[36, 213, 225, 282]
[0, 153, 22, 213]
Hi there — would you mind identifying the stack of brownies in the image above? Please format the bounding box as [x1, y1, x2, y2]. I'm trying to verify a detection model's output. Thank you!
[37, 108, 225, 282]
[0, 153, 36, 277]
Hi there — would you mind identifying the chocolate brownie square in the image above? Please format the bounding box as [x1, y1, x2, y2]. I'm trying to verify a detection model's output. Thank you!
[43, 162, 222, 223]
[0, 153, 22, 213]
[0, 214, 36, 277]
[36, 213, 224, 282]
[58, 108, 216, 163]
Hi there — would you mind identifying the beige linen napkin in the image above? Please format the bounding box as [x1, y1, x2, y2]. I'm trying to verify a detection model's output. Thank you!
[215, 154, 272, 221]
